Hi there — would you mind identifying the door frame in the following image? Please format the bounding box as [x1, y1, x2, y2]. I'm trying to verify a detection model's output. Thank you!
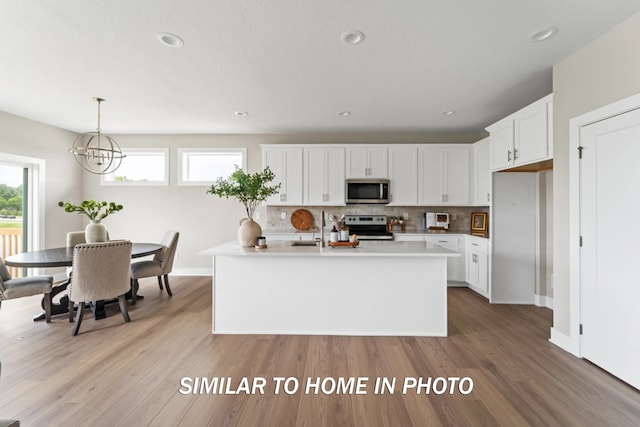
[566, 91, 640, 357]
[0, 153, 45, 254]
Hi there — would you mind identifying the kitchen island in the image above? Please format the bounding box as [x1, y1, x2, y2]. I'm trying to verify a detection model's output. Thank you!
[200, 240, 459, 337]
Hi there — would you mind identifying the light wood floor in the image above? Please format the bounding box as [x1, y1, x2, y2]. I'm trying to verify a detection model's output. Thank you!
[0, 276, 638, 426]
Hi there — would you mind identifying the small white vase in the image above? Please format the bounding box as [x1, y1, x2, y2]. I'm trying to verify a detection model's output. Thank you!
[238, 218, 262, 247]
[85, 220, 108, 243]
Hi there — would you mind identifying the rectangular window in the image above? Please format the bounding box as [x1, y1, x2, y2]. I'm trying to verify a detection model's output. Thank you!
[100, 148, 169, 186]
[178, 147, 247, 186]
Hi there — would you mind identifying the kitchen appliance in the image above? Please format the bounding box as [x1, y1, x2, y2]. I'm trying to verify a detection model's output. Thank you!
[424, 212, 450, 230]
[345, 179, 390, 204]
[344, 215, 394, 240]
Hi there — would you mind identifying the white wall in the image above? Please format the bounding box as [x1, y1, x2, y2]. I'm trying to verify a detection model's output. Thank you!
[552, 11, 640, 335]
[0, 111, 83, 258]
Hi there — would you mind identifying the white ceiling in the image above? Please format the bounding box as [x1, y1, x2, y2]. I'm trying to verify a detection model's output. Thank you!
[1, 1, 639, 140]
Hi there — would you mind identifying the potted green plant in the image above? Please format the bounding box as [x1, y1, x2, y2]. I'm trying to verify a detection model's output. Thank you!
[207, 166, 281, 246]
[58, 200, 123, 243]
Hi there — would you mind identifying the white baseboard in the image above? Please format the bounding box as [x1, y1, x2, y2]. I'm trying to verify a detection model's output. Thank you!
[535, 294, 553, 309]
[549, 327, 581, 357]
[171, 267, 211, 276]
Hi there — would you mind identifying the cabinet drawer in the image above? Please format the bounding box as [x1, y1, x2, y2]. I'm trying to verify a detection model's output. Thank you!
[425, 236, 460, 249]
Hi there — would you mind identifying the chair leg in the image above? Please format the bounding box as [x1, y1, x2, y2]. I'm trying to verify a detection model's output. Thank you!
[157, 275, 163, 290]
[119, 295, 131, 323]
[69, 298, 74, 322]
[72, 301, 84, 336]
[44, 293, 52, 323]
[163, 274, 173, 297]
[131, 278, 137, 305]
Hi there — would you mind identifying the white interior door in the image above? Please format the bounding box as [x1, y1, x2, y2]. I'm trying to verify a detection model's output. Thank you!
[580, 107, 640, 390]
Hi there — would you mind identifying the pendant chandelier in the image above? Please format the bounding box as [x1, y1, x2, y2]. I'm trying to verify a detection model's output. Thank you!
[69, 97, 125, 175]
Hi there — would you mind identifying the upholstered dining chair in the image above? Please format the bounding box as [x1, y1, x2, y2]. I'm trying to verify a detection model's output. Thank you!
[130, 230, 179, 303]
[0, 258, 53, 322]
[67, 240, 132, 336]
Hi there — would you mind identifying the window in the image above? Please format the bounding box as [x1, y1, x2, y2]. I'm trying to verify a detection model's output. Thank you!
[178, 147, 247, 186]
[100, 148, 169, 186]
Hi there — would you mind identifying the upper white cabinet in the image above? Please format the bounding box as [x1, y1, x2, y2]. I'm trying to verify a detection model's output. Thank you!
[473, 137, 491, 205]
[487, 94, 554, 171]
[418, 146, 470, 205]
[345, 146, 388, 178]
[304, 147, 345, 205]
[262, 146, 303, 205]
[388, 145, 418, 205]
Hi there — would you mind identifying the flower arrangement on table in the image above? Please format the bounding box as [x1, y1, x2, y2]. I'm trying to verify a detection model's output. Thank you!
[58, 200, 123, 243]
[58, 200, 124, 220]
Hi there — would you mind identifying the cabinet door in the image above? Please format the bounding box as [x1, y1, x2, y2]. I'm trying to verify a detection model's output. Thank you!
[304, 147, 345, 205]
[474, 138, 491, 205]
[346, 146, 388, 178]
[263, 147, 303, 205]
[476, 252, 489, 293]
[324, 148, 346, 205]
[490, 120, 515, 171]
[514, 101, 550, 165]
[443, 148, 470, 205]
[418, 147, 444, 204]
[388, 146, 418, 205]
[466, 250, 479, 287]
[425, 236, 461, 281]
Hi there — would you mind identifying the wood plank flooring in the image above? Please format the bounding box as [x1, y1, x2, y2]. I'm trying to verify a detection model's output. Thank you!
[0, 276, 638, 426]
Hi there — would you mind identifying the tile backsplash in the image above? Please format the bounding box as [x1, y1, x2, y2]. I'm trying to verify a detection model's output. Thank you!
[262, 205, 490, 234]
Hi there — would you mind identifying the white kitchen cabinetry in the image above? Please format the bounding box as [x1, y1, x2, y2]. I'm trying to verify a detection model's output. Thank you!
[388, 145, 418, 205]
[304, 147, 345, 205]
[262, 146, 303, 205]
[345, 146, 388, 178]
[465, 235, 489, 295]
[424, 235, 463, 282]
[488, 94, 553, 171]
[473, 137, 491, 205]
[418, 146, 470, 205]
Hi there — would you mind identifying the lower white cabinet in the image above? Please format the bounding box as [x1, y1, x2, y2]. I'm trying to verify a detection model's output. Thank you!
[395, 234, 463, 282]
[424, 236, 463, 282]
[465, 236, 489, 294]
[395, 234, 490, 294]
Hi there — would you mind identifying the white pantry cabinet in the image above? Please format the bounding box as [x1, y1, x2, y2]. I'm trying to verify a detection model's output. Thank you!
[304, 147, 345, 205]
[345, 146, 388, 178]
[388, 145, 418, 205]
[473, 137, 491, 205]
[465, 235, 489, 295]
[488, 94, 553, 171]
[418, 146, 470, 205]
[262, 146, 303, 205]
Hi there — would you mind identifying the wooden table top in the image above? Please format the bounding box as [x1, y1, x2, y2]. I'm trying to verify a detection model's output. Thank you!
[4, 242, 163, 268]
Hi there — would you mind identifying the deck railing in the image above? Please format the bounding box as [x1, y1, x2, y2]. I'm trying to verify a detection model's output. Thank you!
[0, 228, 23, 278]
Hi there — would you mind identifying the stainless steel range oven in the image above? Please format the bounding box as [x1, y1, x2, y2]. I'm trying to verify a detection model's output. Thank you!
[344, 215, 394, 240]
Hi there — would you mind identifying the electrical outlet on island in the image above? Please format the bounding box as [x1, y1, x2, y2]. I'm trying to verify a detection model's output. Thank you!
[280, 211, 286, 220]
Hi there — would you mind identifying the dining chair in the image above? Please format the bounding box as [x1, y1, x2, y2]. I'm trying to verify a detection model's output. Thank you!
[0, 258, 53, 322]
[130, 230, 179, 303]
[67, 240, 132, 336]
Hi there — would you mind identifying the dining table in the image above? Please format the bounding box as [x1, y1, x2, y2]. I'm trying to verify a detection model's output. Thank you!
[5, 242, 163, 321]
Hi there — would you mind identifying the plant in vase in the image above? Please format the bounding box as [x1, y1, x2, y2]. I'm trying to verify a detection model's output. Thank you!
[207, 166, 281, 246]
[58, 200, 123, 243]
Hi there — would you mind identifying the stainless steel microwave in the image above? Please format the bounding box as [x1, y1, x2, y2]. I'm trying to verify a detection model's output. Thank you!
[345, 179, 390, 204]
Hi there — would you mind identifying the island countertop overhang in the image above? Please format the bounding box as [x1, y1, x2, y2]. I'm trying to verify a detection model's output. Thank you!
[200, 240, 461, 258]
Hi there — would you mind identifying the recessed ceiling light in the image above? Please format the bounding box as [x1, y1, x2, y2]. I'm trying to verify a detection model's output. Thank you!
[235, 111, 249, 117]
[338, 111, 351, 117]
[158, 32, 184, 48]
[528, 27, 558, 42]
[441, 109, 456, 116]
[341, 31, 365, 45]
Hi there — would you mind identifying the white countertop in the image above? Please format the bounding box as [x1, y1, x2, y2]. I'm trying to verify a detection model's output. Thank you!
[200, 240, 460, 257]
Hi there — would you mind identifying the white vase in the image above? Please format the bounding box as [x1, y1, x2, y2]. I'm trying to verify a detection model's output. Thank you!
[85, 220, 108, 243]
[238, 218, 262, 247]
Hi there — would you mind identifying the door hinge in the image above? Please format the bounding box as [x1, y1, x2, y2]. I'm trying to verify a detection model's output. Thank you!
[578, 146, 584, 159]
[579, 324, 583, 335]
[579, 236, 583, 247]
